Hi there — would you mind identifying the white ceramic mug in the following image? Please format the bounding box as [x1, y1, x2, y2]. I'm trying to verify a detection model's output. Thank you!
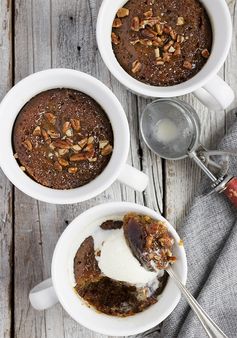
[0, 69, 148, 204]
[97, 0, 234, 110]
[29, 202, 187, 336]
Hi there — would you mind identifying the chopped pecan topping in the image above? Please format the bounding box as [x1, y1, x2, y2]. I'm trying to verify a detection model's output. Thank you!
[131, 60, 142, 73]
[131, 16, 140, 31]
[163, 40, 174, 52]
[170, 30, 177, 41]
[177, 16, 185, 26]
[78, 138, 88, 148]
[68, 167, 78, 174]
[140, 39, 153, 46]
[201, 48, 210, 58]
[33, 126, 41, 136]
[47, 130, 60, 139]
[156, 60, 165, 65]
[58, 148, 69, 156]
[176, 34, 185, 43]
[155, 23, 164, 35]
[111, 32, 120, 45]
[45, 113, 56, 125]
[72, 144, 81, 152]
[99, 140, 109, 149]
[173, 43, 181, 56]
[42, 129, 50, 143]
[140, 17, 160, 28]
[52, 140, 71, 149]
[54, 161, 62, 172]
[117, 7, 129, 18]
[70, 153, 87, 161]
[58, 158, 69, 167]
[70, 119, 81, 131]
[113, 18, 122, 28]
[154, 48, 160, 58]
[23, 139, 32, 151]
[144, 9, 153, 18]
[141, 27, 157, 38]
[183, 60, 193, 69]
[62, 121, 71, 134]
[101, 144, 113, 156]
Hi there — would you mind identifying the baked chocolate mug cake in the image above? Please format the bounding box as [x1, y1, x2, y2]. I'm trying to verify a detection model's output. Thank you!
[13, 88, 113, 190]
[74, 213, 176, 317]
[112, 0, 212, 86]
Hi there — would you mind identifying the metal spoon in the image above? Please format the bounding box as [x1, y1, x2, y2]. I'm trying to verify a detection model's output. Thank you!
[124, 219, 228, 338]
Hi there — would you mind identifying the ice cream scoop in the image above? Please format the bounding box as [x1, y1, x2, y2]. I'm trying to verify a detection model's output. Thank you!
[98, 229, 158, 284]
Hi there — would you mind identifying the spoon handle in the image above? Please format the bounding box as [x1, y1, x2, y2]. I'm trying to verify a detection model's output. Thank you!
[167, 268, 228, 338]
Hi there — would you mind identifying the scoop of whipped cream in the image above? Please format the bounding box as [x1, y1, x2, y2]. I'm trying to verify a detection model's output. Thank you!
[98, 229, 157, 284]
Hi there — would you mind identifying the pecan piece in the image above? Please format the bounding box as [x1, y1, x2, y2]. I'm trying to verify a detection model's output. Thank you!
[112, 18, 122, 28]
[141, 27, 157, 38]
[52, 140, 71, 149]
[154, 48, 160, 58]
[101, 144, 113, 156]
[155, 23, 164, 35]
[54, 161, 62, 172]
[58, 148, 69, 156]
[177, 34, 185, 43]
[131, 60, 142, 73]
[58, 158, 69, 167]
[140, 39, 153, 46]
[78, 138, 88, 148]
[163, 40, 174, 52]
[99, 140, 109, 149]
[183, 60, 193, 69]
[47, 130, 61, 139]
[72, 144, 81, 152]
[157, 60, 165, 65]
[173, 43, 181, 56]
[84, 143, 94, 152]
[33, 126, 41, 136]
[111, 32, 120, 45]
[170, 30, 177, 41]
[62, 121, 71, 134]
[140, 17, 160, 28]
[68, 167, 78, 174]
[144, 9, 153, 18]
[45, 113, 56, 125]
[70, 118, 81, 131]
[70, 153, 87, 161]
[116, 7, 129, 18]
[201, 49, 210, 58]
[87, 136, 94, 144]
[42, 129, 50, 143]
[23, 139, 32, 151]
[131, 16, 140, 31]
[177, 16, 185, 26]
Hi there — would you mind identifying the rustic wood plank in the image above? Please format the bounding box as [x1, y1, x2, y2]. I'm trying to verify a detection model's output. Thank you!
[13, 0, 151, 337]
[0, 1, 13, 337]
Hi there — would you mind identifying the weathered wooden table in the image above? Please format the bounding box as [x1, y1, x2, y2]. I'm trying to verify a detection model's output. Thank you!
[0, 0, 236, 337]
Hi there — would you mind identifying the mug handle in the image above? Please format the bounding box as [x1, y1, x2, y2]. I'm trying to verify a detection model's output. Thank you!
[193, 75, 234, 110]
[29, 278, 58, 310]
[117, 163, 149, 192]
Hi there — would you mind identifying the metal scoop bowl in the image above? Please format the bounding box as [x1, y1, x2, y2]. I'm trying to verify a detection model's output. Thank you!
[140, 98, 237, 207]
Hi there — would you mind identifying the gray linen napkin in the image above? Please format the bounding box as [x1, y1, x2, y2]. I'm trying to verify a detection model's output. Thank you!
[140, 119, 237, 338]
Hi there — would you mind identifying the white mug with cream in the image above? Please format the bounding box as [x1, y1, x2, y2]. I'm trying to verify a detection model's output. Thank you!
[29, 202, 187, 336]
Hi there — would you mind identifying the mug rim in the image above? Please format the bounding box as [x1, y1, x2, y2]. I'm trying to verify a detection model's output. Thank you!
[96, 0, 232, 97]
[0, 68, 130, 204]
[51, 202, 188, 336]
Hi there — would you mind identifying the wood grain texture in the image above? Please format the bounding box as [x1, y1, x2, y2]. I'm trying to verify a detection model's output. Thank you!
[0, 1, 13, 338]
[1, 0, 236, 337]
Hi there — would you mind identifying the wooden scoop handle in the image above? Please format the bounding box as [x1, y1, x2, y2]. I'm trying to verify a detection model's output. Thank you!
[223, 177, 237, 208]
